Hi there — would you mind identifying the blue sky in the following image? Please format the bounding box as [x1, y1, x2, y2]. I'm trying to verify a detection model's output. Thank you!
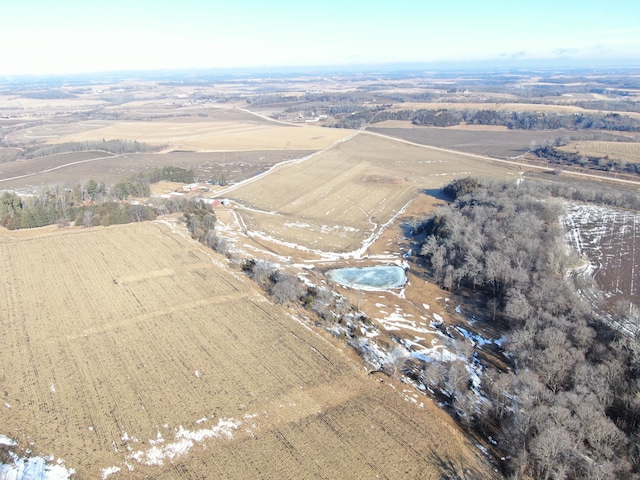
[1, 0, 639, 75]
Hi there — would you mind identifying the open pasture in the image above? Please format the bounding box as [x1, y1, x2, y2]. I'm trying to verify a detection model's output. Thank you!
[0, 221, 492, 479]
[224, 133, 519, 254]
[557, 140, 640, 163]
[0, 150, 312, 190]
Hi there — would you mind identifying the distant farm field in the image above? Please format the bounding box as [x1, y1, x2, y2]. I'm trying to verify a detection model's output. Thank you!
[0, 150, 312, 189]
[368, 126, 569, 158]
[0, 96, 107, 110]
[0, 222, 491, 479]
[224, 132, 519, 253]
[43, 119, 352, 151]
[557, 140, 640, 163]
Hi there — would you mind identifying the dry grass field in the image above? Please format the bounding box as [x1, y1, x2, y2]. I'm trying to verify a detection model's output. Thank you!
[557, 140, 640, 163]
[223, 132, 519, 254]
[0, 221, 494, 479]
[44, 119, 351, 152]
[368, 126, 573, 158]
[0, 150, 312, 190]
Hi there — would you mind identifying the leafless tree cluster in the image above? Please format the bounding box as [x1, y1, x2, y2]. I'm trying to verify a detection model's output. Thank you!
[419, 178, 639, 478]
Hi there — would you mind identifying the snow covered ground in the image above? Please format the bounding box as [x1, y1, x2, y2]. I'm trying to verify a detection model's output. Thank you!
[0, 435, 75, 480]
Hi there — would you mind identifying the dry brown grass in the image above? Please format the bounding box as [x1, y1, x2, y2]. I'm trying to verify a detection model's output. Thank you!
[558, 140, 640, 163]
[46, 119, 352, 151]
[223, 133, 519, 254]
[0, 221, 495, 479]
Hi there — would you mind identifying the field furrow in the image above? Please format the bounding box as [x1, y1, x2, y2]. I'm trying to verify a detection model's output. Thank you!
[0, 221, 494, 478]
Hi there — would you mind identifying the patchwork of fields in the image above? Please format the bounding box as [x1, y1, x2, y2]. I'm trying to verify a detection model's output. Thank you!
[3, 72, 639, 478]
[0, 222, 492, 479]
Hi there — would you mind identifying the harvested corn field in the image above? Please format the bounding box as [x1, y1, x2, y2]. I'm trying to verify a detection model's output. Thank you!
[223, 132, 519, 254]
[0, 222, 494, 479]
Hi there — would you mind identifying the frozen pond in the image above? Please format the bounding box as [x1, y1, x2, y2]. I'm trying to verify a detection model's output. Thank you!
[326, 265, 406, 291]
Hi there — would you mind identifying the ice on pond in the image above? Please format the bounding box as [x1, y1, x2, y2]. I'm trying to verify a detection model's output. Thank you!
[325, 266, 406, 291]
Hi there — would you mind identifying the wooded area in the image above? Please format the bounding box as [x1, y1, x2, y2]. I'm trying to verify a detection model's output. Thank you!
[0, 166, 195, 229]
[419, 178, 640, 478]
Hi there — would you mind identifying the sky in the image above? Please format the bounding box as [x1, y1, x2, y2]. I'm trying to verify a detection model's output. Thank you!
[1, 0, 639, 75]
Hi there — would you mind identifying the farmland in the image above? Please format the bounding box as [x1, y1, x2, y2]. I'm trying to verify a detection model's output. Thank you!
[3, 68, 640, 478]
[0, 150, 312, 191]
[223, 132, 519, 255]
[557, 140, 640, 164]
[564, 203, 640, 311]
[0, 221, 493, 479]
[368, 125, 573, 158]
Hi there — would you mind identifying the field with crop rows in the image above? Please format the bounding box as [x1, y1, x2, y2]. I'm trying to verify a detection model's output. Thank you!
[564, 203, 640, 310]
[558, 140, 640, 163]
[0, 150, 312, 190]
[224, 132, 519, 254]
[0, 221, 492, 479]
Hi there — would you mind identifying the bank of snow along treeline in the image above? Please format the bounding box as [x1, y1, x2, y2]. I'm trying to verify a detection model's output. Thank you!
[416, 177, 640, 479]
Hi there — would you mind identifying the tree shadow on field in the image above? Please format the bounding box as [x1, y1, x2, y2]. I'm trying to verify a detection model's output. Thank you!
[427, 447, 491, 480]
[423, 188, 453, 202]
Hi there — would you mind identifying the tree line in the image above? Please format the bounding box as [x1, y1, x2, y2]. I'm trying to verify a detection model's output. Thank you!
[417, 177, 639, 478]
[0, 166, 195, 229]
[366, 108, 640, 132]
[531, 145, 640, 176]
[23, 139, 163, 159]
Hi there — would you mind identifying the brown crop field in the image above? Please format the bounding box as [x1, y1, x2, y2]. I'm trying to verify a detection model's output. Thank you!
[0, 150, 312, 190]
[368, 126, 573, 158]
[44, 119, 352, 152]
[222, 132, 519, 254]
[0, 221, 494, 479]
[557, 140, 640, 163]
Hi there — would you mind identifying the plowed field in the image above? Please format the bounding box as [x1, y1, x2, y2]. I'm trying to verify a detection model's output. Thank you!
[0, 222, 494, 479]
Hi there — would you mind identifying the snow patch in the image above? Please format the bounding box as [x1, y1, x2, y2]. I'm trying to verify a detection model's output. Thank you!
[128, 417, 243, 467]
